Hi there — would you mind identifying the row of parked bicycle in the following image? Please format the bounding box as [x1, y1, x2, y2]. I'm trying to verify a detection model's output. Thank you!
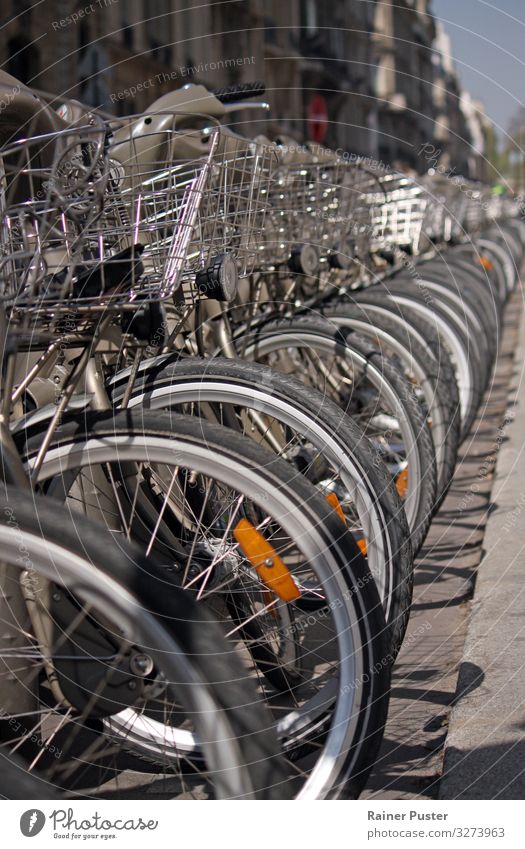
[0, 73, 522, 799]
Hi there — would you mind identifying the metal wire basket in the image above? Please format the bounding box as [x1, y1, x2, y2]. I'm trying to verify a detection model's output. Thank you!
[0, 115, 276, 317]
[0, 123, 110, 316]
[422, 174, 471, 243]
[367, 171, 485, 255]
[324, 163, 385, 272]
[105, 114, 276, 307]
[366, 172, 432, 256]
[260, 143, 371, 276]
[463, 183, 490, 235]
[317, 157, 382, 271]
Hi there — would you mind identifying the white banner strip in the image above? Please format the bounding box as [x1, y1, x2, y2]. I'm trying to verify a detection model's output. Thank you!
[2, 799, 523, 848]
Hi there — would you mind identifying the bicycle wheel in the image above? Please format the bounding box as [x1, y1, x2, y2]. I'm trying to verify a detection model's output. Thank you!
[426, 251, 503, 309]
[0, 486, 288, 799]
[234, 314, 437, 554]
[406, 260, 500, 374]
[107, 354, 413, 657]
[386, 275, 490, 378]
[318, 300, 460, 506]
[345, 288, 469, 437]
[478, 234, 519, 296]
[14, 411, 391, 799]
[0, 751, 59, 799]
[359, 284, 483, 439]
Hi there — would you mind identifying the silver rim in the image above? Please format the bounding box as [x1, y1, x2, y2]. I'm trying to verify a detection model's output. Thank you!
[0, 523, 251, 800]
[23, 432, 368, 800]
[116, 378, 392, 611]
[389, 296, 475, 428]
[327, 315, 450, 493]
[241, 330, 425, 536]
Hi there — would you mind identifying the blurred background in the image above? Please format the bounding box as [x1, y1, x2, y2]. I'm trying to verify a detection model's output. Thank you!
[1, 0, 522, 186]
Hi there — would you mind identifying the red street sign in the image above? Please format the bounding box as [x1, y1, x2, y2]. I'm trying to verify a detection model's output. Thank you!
[308, 94, 329, 143]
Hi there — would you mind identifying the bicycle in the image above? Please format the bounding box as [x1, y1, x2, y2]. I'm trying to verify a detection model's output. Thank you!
[0, 75, 391, 799]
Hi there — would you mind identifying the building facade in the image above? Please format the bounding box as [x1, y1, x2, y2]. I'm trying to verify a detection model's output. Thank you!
[0, 0, 493, 177]
[431, 21, 478, 177]
[372, 0, 437, 171]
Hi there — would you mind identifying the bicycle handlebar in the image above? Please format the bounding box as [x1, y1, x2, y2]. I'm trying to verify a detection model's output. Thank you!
[211, 81, 266, 104]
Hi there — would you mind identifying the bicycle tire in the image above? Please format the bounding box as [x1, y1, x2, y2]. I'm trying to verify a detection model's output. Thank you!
[234, 314, 437, 553]
[0, 486, 289, 799]
[107, 354, 413, 657]
[14, 411, 391, 799]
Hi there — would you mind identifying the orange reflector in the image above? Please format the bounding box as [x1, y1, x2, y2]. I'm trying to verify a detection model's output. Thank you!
[357, 538, 368, 556]
[326, 494, 367, 556]
[234, 518, 300, 602]
[325, 492, 347, 524]
[396, 467, 409, 498]
[478, 255, 493, 271]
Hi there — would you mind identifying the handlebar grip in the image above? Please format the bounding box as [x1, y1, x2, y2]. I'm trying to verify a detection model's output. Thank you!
[212, 81, 266, 104]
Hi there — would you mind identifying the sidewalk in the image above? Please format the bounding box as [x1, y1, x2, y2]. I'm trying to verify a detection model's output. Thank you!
[439, 290, 525, 800]
[362, 286, 522, 800]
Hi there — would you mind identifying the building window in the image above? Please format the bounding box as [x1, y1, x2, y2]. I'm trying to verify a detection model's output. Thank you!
[143, 0, 173, 64]
[6, 36, 39, 84]
[79, 20, 90, 58]
[13, 1, 31, 27]
[302, 0, 318, 34]
[330, 24, 344, 59]
[122, 22, 134, 50]
[264, 16, 277, 45]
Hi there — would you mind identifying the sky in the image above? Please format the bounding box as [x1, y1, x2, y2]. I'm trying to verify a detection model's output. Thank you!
[432, 0, 525, 140]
